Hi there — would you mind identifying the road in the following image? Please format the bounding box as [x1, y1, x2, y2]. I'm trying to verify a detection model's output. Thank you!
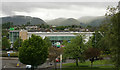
[2, 57, 75, 68]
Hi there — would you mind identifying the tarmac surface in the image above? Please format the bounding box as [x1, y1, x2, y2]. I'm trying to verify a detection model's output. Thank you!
[1, 57, 75, 69]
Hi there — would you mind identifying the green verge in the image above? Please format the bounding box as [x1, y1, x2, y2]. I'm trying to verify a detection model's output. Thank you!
[55, 60, 119, 70]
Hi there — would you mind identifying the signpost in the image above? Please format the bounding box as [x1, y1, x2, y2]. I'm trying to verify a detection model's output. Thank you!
[56, 42, 60, 48]
[10, 28, 14, 30]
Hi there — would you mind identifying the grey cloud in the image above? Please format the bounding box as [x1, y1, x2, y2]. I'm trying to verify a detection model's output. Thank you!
[2, 2, 69, 15]
[2, 2, 118, 16]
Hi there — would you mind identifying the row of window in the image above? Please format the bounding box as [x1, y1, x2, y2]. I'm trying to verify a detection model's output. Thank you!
[48, 36, 75, 40]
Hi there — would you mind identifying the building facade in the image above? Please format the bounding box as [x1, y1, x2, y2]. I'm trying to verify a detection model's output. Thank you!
[9, 30, 19, 43]
[27, 32, 94, 45]
[19, 30, 27, 41]
[9, 30, 94, 46]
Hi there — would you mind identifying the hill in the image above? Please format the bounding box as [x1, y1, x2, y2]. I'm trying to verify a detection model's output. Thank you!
[46, 18, 66, 26]
[59, 18, 81, 26]
[47, 16, 106, 27]
[1, 15, 106, 27]
[78, 16, 106, 27]
[47, 18, 84, 26]
[2, 15, 47, 25]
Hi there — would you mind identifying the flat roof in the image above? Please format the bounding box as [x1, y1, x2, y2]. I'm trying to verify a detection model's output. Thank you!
[9, 30, 19, 32]
[28, 32, 95, 34]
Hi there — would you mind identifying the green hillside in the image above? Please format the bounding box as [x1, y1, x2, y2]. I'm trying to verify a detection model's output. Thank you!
[2, 15, 47, 25]
[47, 16, 106, 27]
[46, 18, 66, 26]
[59, 18, 81, 26]
[78, 16, 106, 27]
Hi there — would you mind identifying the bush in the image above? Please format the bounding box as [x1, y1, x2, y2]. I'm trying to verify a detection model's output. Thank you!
[2, 52, 18, 57]
[2, 53, 8, 57]
[10, 52, 18, 57]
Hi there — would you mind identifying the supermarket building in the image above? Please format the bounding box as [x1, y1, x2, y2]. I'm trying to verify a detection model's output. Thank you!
[9, 30, 94, 45]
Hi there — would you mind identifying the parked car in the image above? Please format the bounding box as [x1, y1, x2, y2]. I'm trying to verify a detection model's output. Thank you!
[26, 65, 31, 68]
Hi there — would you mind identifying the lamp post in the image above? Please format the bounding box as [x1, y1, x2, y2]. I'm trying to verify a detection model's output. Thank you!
[60, 54, 62, 70]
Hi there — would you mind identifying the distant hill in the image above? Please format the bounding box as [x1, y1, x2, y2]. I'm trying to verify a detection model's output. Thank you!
[59, 18, 81, 26]
[47, 18, 84, 26]
[78, 16, 106, 27]
[1, 15, 106, 27]
[46, 18, 66, 26]
[47, 16, 106, 27]
[2, 15, 47, 25]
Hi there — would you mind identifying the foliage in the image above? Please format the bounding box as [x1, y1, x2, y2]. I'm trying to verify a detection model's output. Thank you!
[64, 35, 86, 66]
[84, 47, 101, 67]
[107, 11, 120, 68]
[26, 22, 31, 26]
[19, 34, 49, 69]
[2, 29, 9, 37]
[85, 31, 103, 67]
[49, 47, 63, 62]
[56, 26, 66, 30]
[2, 22, 13, 29]
[90, 31, 102, 49]
[2, 37, 11, 50]
[2, 52, 18, 57]
[10, 52, 19, 57]
[44, 37, 52, 47]
[48, 47, 63, 69]
[87, 31, 110, 54]
[38, 24, 49, 29]
[13, 38, 23, 50]
[99, 5, 120, 69]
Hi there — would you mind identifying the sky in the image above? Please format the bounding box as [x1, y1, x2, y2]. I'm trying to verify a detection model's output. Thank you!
[1, 2, 119, 20]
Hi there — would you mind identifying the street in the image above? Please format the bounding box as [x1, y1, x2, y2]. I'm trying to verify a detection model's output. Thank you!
[2, 57, 75, 68]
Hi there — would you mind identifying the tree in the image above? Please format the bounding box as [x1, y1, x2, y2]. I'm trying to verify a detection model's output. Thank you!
[2, 37, 11, 50]
[64, 35, 86, 66]
[26, 22, 31, 26]
[2, 30, 9, 38]
[19, 34, 49, 70]
[84, 47, 101, 67]
[99, 5, 120, 69]
[106, 7, 120, 69]
[2, 22, 13, 29]
[13, 38, 23, 50]
[48, 47, 63, 70]
[44, 37, 52, 47]
[90, 31, 103, 49]
[87, 31, 110, 54]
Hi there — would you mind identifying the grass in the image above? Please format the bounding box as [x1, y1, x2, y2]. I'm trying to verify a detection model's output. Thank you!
[55, 68, 116, 70]
[54, 60, 118, 70]
[62, 60, 113, 68]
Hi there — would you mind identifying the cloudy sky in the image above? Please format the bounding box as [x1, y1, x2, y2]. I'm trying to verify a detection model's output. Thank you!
[1, 2, 118, 20]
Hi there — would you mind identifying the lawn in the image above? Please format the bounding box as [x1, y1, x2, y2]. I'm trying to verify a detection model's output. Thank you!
[54, 60, 119, 70]
[62, 60, 113, 68]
